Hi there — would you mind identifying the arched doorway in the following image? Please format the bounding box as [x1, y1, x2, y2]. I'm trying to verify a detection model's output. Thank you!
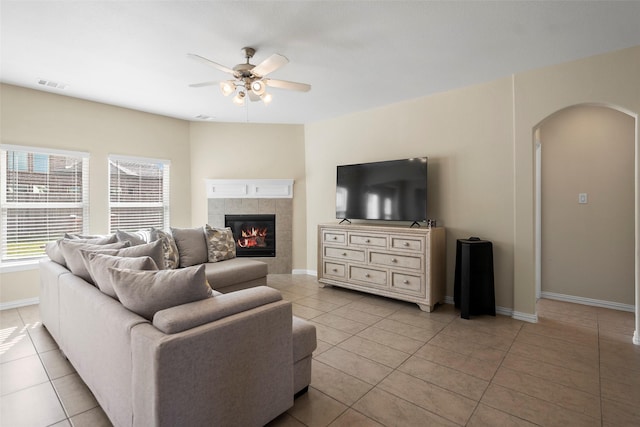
[534, 104, 638, 344]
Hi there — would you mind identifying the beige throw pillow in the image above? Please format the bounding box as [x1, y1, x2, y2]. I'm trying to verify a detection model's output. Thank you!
[59, 240, 131, 283]
[204, 225, 236, 262]
[46, 234, 117, 267]
[171, 226, 209, 267]
[108, 264, 212, 320]
[82, 253, 158, 299]
[81, 239, 166, 270]
[115, 229, 152, 246]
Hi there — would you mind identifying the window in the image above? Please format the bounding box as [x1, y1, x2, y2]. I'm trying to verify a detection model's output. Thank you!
[1, 145, 89, 262]
[108, 155, 170, 232]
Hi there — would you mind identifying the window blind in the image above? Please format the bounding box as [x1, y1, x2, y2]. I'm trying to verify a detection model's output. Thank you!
[1, 145, 89, 262]
[108, 155, 170, 232]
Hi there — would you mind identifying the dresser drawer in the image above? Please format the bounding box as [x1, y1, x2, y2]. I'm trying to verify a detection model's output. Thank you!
[324, 246, 366, 262]
[391, 272, 424, 296]
[390, 235, 424, 252]
[323, 261, 346, 278]
[323, 230, 346, 245]
[348, 233, 387, 247]
[369, 251, 422, 270]
[349, 266, 387, 286]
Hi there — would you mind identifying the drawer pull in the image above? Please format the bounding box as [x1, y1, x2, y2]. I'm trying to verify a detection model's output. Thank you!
[365, 239, 370, 243]
[403, 279, 409, 284]
[391, 258, 397, 263]
[332, 236, 337, 240]
[342, 252, 347, 256]
[332, 268, 338, 272]
[365, 273, 370, 278]
[403, 242, 410, 246]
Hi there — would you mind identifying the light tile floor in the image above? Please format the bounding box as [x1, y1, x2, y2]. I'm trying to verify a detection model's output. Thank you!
[1, 274, 638, 426]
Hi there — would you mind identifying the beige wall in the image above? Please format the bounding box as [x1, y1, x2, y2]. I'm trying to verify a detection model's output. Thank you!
[306, 46, 639, 316]
[0, 84, 191, 304]
[2, 46, 639, 319]
[305, 78, 516, 309]
[540, 106, 635, 304]
[513, 46, 640, 316]
[189, 122, 307, 270]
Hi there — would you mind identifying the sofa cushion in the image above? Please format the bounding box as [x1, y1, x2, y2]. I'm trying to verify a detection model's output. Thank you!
[46, 235, 118, 267]
[292, 316, 317, 362]
[171, 226, 208, 267]
[59, 240, 130, 282]
[116, 229, 152, 246]
[204, 225, 236, 262]
[109, 264, 212, 320]
[150, 228, 180, 269]
[204, 258, 268, 290]
[153, 286, 282, 334]
[84, 239, 166, 270]
[82, 252, 158, 299]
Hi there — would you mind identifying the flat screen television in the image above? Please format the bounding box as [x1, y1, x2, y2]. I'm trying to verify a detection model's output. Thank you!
[336, 157, 427, 222]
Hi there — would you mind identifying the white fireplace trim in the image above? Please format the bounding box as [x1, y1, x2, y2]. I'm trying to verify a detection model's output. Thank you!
[206, 179, 294, 199]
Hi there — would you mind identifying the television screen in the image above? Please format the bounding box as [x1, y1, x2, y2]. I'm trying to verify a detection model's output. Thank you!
[336, 157, 427, 222]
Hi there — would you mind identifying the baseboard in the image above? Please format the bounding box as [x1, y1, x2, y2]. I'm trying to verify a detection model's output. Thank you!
[512, 311, 538, 323]
[292, 269, 317, 276]
[541, 291, 635, 312]
[443, 295, 529, 321]
[0, 297, 39, 311]
[633, 330, 639, 346]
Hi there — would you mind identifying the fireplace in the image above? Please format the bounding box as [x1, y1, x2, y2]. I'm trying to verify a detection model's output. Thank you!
[225, 214, 276, 257]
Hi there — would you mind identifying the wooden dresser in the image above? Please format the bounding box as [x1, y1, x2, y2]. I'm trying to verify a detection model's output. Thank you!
[317, 223, 446, 311]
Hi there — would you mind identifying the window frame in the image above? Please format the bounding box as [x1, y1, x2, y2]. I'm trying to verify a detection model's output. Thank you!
[1, 144, 90, 266]
[107, 154, 171, 233]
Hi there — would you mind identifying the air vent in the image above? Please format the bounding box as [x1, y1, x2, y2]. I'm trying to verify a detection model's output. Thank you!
[194, 115, 215, 121]
[37, 79, 68, 90]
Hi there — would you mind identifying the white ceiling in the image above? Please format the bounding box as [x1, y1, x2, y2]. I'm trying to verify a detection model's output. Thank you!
[2, 1, 639, 124]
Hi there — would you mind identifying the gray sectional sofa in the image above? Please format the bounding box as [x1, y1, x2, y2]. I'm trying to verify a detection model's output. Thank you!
[39, 227, 316, 427]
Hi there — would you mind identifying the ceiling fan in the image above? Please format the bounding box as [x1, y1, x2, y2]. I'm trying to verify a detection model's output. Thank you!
[188, 47, 311, 106]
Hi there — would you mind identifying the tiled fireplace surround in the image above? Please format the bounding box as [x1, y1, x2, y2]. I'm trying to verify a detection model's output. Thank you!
[207, 197, 293, 274]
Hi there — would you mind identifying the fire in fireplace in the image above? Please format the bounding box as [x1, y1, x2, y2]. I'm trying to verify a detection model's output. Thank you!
[225, 214, 276, 257]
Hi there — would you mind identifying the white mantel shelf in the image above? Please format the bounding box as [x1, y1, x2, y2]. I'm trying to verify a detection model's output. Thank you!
[206, 179, 294, 199]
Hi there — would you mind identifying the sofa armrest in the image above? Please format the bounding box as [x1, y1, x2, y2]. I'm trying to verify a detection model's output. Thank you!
[131, 298, 294, 427]
[152, 286, 281, 334]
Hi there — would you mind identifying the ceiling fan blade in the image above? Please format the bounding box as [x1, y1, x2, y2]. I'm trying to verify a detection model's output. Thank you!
[252, 54, 288, 77]
[265, 79, 311, 92]
[187, 53, 235, 75]
[188, 81, 219, 88]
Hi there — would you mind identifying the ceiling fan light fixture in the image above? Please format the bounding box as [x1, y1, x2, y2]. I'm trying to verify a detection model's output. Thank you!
[232, 91, 246, 106]
[219, 81, 236, 97]
[250, 80, 266, 96]
[260, 92, 273, 105]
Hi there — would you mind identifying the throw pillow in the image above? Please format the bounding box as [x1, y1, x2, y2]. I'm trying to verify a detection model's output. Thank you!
[46, 234, 118, 267]
[108, 264, 212, 320]
[59, 240, 131, 283]
[115, 229, 151, 246]
[171, 226, 208, 267]
[82, 252, 158, 299]
[64, 233, 117, 243]
[204, 224, 236, 262]
[81, 239, 166, 271]
[150, 228, 179, 269]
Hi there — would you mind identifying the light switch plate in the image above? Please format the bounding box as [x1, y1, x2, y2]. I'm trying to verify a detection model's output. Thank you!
[578, 193, 588, 204]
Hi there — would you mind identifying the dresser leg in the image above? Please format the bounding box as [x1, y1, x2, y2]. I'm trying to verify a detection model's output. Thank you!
[417, 303, 433, 312]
